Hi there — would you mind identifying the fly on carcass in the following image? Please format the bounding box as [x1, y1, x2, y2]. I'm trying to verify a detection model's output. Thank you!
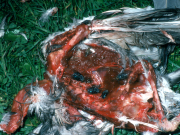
[1, 7, 180, 135]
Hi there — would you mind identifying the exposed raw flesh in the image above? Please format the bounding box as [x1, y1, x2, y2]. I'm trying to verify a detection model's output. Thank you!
[1, 8, 180, 135]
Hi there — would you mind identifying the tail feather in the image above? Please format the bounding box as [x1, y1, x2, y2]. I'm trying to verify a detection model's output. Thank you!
[92, 8, 180, 45]
[93, 8, 180, 28]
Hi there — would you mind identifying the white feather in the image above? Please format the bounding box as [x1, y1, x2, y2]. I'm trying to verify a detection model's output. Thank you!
[28, 87, 52, 115]
[0, 15, 7, 38]
[0, 113, 11, 125]
[78, 110, 95, 120]
[158, 77, 180, 118]
[121, 6, 154, 14]
[117, 114, 159, 130]
[19, 33, 28, 41]
[39, 7, 58, 25]
[0, 112, 12, 132]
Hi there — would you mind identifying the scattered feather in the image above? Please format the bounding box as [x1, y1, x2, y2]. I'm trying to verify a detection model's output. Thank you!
[117, 115, 159, 130]
[39, 7, 58, 27]
[157, 77, 180, 119]
[0, 15, 7, 38]
[19, 32, 28, 41]
[26, 78, 67, 126]
[0, 113, 12, 125]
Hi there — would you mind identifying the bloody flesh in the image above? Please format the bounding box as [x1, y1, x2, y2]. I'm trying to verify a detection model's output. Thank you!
[49, 44, 160, 132]
[1, 23, 180, 134]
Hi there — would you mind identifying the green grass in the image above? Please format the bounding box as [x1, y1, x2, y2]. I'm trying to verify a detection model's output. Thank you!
[0, 0, 179, 134]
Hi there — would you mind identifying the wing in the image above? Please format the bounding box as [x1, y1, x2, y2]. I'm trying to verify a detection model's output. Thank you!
[90, 8, 180, 73]
[91, 8, 180, 46]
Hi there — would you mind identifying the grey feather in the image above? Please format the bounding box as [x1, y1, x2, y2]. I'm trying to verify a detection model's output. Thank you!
[90, 8, 180, 74]
[164, 69, 180, 86]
